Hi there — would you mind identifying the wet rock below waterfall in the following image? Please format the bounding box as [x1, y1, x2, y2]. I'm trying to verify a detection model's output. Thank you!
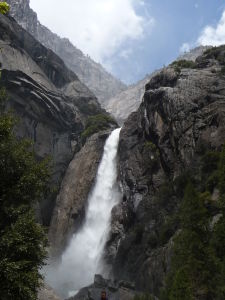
[38, 284, 62, 300]
[66, 274, 136, 300]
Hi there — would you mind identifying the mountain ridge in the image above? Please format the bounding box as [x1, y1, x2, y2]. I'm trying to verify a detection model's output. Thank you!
[5, 0, 127, 105]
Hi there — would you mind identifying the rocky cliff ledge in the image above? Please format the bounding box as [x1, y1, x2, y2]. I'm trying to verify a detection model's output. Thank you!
[67, 274, 136, 300]
[38, 284, 62, 300]
[105, 46, 225, 297]
[0, 12, 114, 239]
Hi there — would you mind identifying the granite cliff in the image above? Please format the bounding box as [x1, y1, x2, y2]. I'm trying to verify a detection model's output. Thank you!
[51, 46, 225, 300]
[106, 73, 158, 125]
[104, 46, 225, 298]
[4, 0, 127, 105]
[0, 11, 116, 244]
[106, 46, 210, 124]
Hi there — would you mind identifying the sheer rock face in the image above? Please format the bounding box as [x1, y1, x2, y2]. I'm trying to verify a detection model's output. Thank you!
[106, 46, 211, 124]
[105, 48, 225, 296]
[0, 13, 105, 229]
[48, 130, 111, 257]
[106, 74, 155, 125]
[5, 0, 127, 105]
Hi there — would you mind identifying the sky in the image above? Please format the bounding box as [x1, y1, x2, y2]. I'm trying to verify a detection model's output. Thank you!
[30, 0, 225, 85]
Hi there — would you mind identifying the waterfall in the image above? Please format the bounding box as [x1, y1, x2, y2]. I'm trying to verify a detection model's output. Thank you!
[45, 128, 121, 298]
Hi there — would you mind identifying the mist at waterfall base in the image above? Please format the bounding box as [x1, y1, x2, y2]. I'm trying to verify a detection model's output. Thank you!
[44, 128, 121, 298]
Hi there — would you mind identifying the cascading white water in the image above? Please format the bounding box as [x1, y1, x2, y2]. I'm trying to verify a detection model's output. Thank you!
[45, 128, 121, 298]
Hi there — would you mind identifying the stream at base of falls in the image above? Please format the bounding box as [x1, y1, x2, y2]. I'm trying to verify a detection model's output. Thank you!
[44, 128, 121, 298]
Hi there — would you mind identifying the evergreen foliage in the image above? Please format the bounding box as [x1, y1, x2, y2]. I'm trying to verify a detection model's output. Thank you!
[170, 60, 197, 73]
[165, 184, 216, 299]
[218, 146, 225, 194]
[133, 293, 154, 300]
[161, 146, 225, 300]
[0, 87, 49, 300]
[81, 113, 117, 142]
[204, 46, 225, 75]
[0, 2, 10, 15]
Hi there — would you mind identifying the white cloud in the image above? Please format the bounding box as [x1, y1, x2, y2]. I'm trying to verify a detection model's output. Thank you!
[180, 42, 191, 53]
[119, 48, 133, 59]
[198, 10, 225, 46]
[30, 0, 154, 63]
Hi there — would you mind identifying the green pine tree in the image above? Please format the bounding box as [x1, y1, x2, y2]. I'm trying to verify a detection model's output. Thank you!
[169, 267, 193, 300]
[0, 87, 50, 300]
[163, 183, 218, 300]
[209, 145, 225, 299]
[218, 145, 225, 195]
